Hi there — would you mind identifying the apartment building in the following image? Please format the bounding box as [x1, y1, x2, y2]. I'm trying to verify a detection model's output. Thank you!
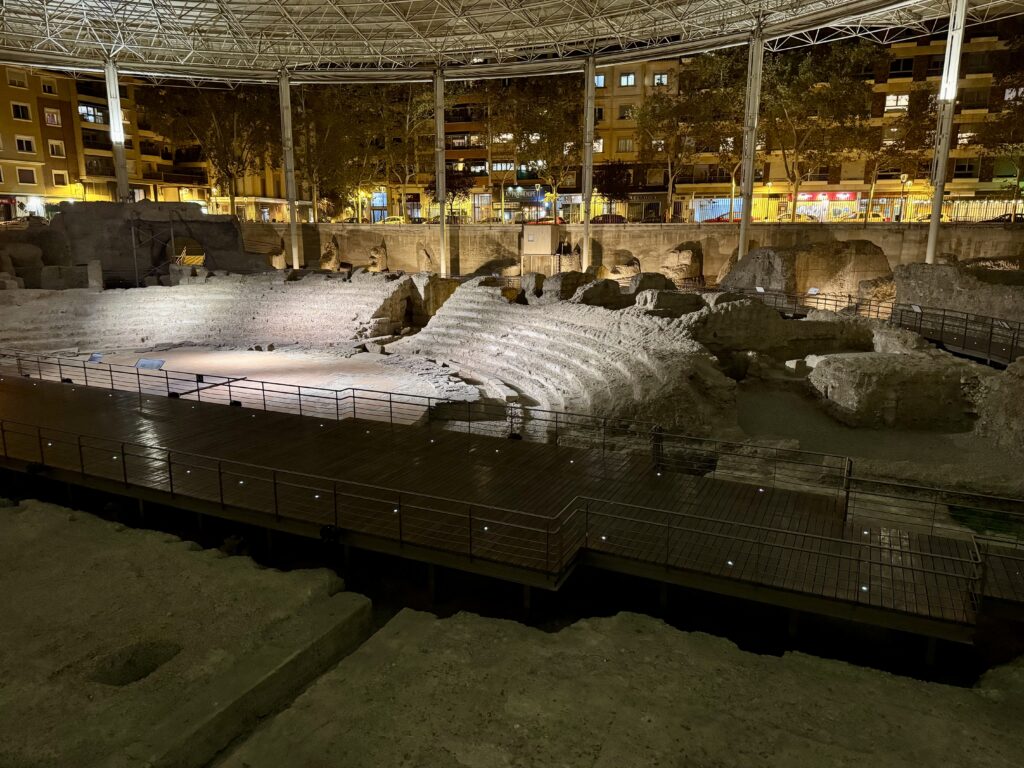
[0, 67, 210, 220]
[0, 67, 80, 219]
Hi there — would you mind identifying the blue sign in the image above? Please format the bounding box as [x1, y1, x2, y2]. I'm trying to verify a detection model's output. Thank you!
[87, 353, 103, 363]
[135, 358, 165, 370]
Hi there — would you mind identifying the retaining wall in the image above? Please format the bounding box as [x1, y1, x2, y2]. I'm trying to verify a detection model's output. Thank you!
[280, 222, 1024, 280]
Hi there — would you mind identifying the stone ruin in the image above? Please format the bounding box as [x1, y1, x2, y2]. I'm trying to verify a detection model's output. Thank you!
[720, 240, 892, 296]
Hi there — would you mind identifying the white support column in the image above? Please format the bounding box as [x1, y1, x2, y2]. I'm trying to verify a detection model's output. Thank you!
[737, 28, 764, 262]
[925, 0, 968, 265]
[581, 56, 597, 272]
[278, 70, 301, 270]
[103, 59, 130, 203]
[434, 69, 448, 276]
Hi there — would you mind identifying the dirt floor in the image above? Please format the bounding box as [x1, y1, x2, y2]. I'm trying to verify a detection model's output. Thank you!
[96, 346, 475, 400]
[0, 497, 351, 768]
[220, 609, 1024, 768]
[737, 384, 1024, 496]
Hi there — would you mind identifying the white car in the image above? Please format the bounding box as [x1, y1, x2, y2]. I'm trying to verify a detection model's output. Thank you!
[378, 215, 406, 225]
[838, 211, 886, 222]
[776, 213, 819, 223]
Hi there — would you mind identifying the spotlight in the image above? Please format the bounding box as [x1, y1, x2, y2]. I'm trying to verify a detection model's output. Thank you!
[600, 535, 607, 541]
[314, 494, 320, 499]
[727, 560, 734, 566]
[238, 480, 245, 485]
[860, 585, 869, 592]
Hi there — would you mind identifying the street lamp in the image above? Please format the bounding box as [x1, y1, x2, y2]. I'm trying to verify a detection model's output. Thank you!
[899, 173, 910, 222]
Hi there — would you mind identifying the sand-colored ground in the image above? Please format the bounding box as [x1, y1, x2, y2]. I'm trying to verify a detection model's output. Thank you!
[0, 498, 356, 768]
[221, 609, 1024, 768]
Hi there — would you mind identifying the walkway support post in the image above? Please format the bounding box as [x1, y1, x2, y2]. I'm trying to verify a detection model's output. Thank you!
[103, 59, 130, 203]
[926, 0, 968, 265]
[581, 56, 597, 271]
[737, 27, 764, 262]
[434, 69, 448, 276]
[278, 70, 301, 270]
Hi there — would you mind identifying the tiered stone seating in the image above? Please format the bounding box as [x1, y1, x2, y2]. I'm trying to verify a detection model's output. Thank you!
[393, 283, 736, 434]
[0, 273, 410, 352]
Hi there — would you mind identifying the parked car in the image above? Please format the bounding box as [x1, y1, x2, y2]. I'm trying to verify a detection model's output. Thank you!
[339, 216, 369, 224]
[913, 212, 950, 222]
[427, 214, 468, 224]
[406, 216, 427, 224]
[527, 216, 565, 225]
[982, 212, 1024, 223]
[776, 213, 819, 223]
[641, 213, 664, 223]
[705, 213, 742, 223]
[838, 211, 886, 222]
[590, 213, 627, 224]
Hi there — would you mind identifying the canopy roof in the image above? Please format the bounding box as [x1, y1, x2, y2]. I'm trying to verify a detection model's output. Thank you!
[0, 0, 1021, 82]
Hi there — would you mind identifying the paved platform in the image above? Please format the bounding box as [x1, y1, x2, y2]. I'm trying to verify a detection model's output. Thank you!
[0, 375, 1005, 638]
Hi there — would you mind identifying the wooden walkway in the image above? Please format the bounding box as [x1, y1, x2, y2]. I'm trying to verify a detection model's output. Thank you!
[0, 375, 999, 636]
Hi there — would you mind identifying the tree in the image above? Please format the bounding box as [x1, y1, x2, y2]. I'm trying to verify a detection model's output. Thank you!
[294, 85, 383, 221]
[594, 160, 633, 203]
[634, 50, 747, 222]
[135, 85, 280, 215]
[862, 83, 935, 221]
[369, 84, 434, 219]
[761, 42, 879, 220]
[973, 34, 1024, 207]
[425, 166, 476, 209]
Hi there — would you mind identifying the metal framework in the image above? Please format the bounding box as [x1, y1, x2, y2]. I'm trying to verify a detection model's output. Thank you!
[0, 1, 1021, 84]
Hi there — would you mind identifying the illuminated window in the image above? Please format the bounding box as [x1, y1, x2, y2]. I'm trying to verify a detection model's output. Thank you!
[618, 104, 634, 120]
[44, 108, 61, 126]
[619, 73, 636, 87]
[616, 137, 634, 152]
[653, 73, 669, 87]
[594, 74, 605, 88]
[884, 94, 909, 112]
[593, 138, 604, 152]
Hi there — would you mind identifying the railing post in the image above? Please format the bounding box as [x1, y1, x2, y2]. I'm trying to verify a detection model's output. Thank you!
[0, 420, 7, 458]
[120, 442, 128, 485]
[843, 458, 853, 523]
[332, 480, 339, 528]
[57, 358, 63, 382]
[36, 358, 42, 380]
[262, 381, 268, 412]
[136, 367, 142, 409]
[468, 505, 473, 559]
[389, 392, 394, 425]
[298, 385, 303, 416]
[467, 401, 472, 436]
[602, 418, 607, 460]
[545, 520, 551, 572]
[218, 461, 224, 507]
[272, 469, 279, 520]
[986, 316, 995, 364]
[108, 365, 114, 391]
[335, 390, 339, 421]
[37, 427, 45, 463]
[166, 451, 174, 494]
[352, 390, 357, 420]
[397, 493, 404, 545]
[227, 380, 233, 405]
[554, 411, 559, 445]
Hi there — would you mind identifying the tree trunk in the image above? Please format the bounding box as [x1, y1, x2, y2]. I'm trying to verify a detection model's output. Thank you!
[789, 175, 800, 222]
[666, 159, 674, 222]
[729, 176, 736, 221]
[228, 178, 236, 221]
[864, 173, 877, 224]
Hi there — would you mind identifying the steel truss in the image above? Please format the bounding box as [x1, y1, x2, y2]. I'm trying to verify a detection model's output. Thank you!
[0, 1, 1020, 83]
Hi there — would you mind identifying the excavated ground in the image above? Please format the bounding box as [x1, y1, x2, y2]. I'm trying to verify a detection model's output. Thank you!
[0, 498, 363, 768]
[219, 609, 1024, 768]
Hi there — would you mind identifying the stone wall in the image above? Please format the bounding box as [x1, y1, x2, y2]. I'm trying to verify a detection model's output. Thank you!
[0, 203, 269, 286]
[0, 272, 415, 352]
[894, 263, 1024, 322]
[280, 222, 1024, 281]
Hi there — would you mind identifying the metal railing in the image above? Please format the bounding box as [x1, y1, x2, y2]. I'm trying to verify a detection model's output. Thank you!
[0, 415, 986, 624]
[0, 349, 850, 505]
[738, 290, 1023, 366]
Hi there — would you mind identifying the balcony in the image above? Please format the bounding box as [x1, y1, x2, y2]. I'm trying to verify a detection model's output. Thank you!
[143, 170, 209, 186]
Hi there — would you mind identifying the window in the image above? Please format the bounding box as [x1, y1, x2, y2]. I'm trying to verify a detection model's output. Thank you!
[44, 107, 61, 127]
[953, 159, 977, 178]
[957, 130, 976, 147]
[653, 73, 669, 87]
[616, 137, 634, 152]
[41, 77, 56, 95]
[16, 136, 35, 153]
[618, 104, 634, 120]
[1006, 87, 1022, 103]
[492, 161, 514, 172]
[78, 103, 109, 124]
[16, 167, 37, 185]
[7, 68, 27, 88]
[927, 55, 944, 77]
[495, 132, 513, 143]
[885, 94, 909, 112]
[48, 139, 65, 157]
[881, 126, 899, 146]
[593, 138, 604, 153]
[647, 168, 666, 186]
[594, 106, 604, 122]
[962, 52, 989, 75]
[52, 170, 69, 186]
[594, 74, 606, 88]
[960, 89, 988, 109]
[619, 73, 635, 87]
[651, 139, 665, 151]
[11, 102, 30, 121]
[527, 132, 540, 143]
[889, 58, 914, 77]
